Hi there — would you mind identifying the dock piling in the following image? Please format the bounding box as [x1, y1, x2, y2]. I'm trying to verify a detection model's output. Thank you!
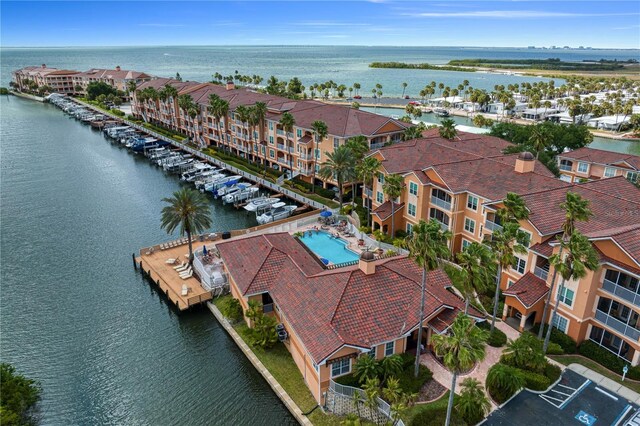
[132, 253, 137, 270]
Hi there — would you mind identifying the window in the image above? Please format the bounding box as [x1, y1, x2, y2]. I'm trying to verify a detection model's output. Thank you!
[408, 203, 416, 217]
[253, 131, 258, 140]
[409, 182, 418, 196]
[604, 167, 616, 178]
[507, 280, 515, 288]
[333, 137, 339, 148]
[559, 159, 573, 171]
[297, 129, 302, 138]
[462, 239, 471, 249]
[315, 149, 321, 160]
[429, 208, 450, 227]
[312, 361, 319, 372]
[331, 358, 351, 377]
[268, 122, 273, 130]
[512, 256, 526, 274]
[269, 136, 274, 144]
[552, 314, 569, 333]
[269, 149, 275, 159]
[558, 287, 574, 307]
[377, 173, 385, 184]
[464, 218, 475, 234]
[467, 195, 478, 211]
[376, 191, 384, 204]
[406, 223, 413, 234]
[385, 341, 395, 357]
[627, 171, 639, 184]
[520, 229, 532, 247]
[577, 162, 589, 173]
[367, 348, 376, 359]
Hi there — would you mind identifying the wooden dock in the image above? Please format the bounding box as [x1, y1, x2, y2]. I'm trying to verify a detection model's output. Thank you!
[135, 240, 214, 311]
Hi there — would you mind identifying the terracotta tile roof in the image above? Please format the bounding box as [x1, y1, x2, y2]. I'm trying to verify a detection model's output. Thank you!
[558, 147, 640, 170]
[429, 308, 462, 334]
[520, 177, 640, 239]
[217, 233, 474, 363]
[298, 135, 313, 144]
[372, 201, 404, 220]
[530, 240, 554, 258]
[587, 224, 640, 267]
[75, 68, 151, 80]
[503, 273, 549, 308]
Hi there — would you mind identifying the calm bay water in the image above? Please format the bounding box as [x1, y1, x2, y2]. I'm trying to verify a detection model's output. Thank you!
[2, 45, 639, 96]
[0, 96, 296, 425]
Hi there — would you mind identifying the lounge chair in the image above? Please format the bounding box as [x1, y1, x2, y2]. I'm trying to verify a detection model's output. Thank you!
[180, 270, 193, 280]
[173, 261, 187, 270]
[179, 267, 192, 276]
[181, 284, 189, 296]
[165, 258, 177, 264]
[175, 263, 190, 272]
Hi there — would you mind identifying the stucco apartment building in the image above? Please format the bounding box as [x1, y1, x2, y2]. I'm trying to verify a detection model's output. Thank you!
[132, 78, 408, 186]
[12, 64, 79, 94]
[216, 232, 481, 404]
[499, 177, 640, 366]
[557, 147, 640, 184]
[72, 66, 152, 94]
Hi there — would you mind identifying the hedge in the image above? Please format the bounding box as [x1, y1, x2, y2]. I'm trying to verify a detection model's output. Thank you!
[543, 363, 562, 383]
[520, 370, 551, 391]
[488, 328, 507, 347]
[531, 324, 577, 354]
[409, 404, 466, 426]
[578, 341, 640, 380]
[290, 177, 336, 199]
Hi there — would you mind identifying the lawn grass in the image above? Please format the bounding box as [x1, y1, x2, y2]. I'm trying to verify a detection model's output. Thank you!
[550, 355, 640, 394]
[212, 296, 344, 426]
[403, 391, 452, 425]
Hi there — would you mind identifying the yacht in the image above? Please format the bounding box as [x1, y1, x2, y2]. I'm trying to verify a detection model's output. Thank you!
[256, 202, 297, 225]
[215, 180, 247, 199]
[223, 184, 259, 204]
[205, 175, 242, 193]
[180, 163, 215, 181]
[243, 197, 281, 212]
[194, 172, 226, 190]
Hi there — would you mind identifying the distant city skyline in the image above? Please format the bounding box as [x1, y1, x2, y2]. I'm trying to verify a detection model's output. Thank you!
[1, 1, 639, 49]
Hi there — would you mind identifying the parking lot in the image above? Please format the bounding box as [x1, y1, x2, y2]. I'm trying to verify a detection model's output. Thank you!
[484, 369, 637, 425]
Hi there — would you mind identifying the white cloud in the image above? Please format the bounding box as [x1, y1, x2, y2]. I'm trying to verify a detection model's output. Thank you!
[401, 10, 636, 18]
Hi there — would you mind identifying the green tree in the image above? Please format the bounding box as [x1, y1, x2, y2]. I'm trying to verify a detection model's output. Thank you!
[356, 156, 382, 228]
[401, 82, 408, 98]
[86, 81, 118, 101]
[528, 124, 552, 160]
[379, 354, 403, 384]
[539, 192, 593, 346]
[252, 313, 278, 349]
[432, 313, 488, 426]
[404, 219, 452, 377]
[451, 242, 496, 314]
[310, 120, 329, 192]
[382, 173, 404, 238]
[354, 355, 381, 384]
[160, 188, 212, 265]
[438, 118, 457, 140]
[403, 126, 423, 141]
[207, 93, 230, 152]
[319, 145, 356, 210]
[455, 378, 490, 425]
[345, 135, 370, 205]
[251, 102, 268, 174]
[502, 333, 546, 372]
[486, 363, 525, 403]
[489, 193, 530, 332]
[1, 363, 41, 426]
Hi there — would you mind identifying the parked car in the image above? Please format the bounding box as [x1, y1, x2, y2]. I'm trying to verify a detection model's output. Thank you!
[353, 95, 362, 99]
[408, 101, 422, 106]
[404, 95, 410, 99]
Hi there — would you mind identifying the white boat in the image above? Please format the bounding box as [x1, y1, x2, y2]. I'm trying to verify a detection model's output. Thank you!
[244, 197, 281, 212]
[205, 175, 242, 193]
[256, 202, 297, 224]
[223, 184, 259, 204]
[215, 181, 247, 198]
[180, 163, 216, 181]
[194, 172, 226, 190]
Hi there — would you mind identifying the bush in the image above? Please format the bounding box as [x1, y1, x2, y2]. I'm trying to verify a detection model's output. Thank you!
[520, 369, 551, 391]
[487, 328, 507, 348]
[543, 363, 561, 383]
[290, 177, 335, 199]
[334, 373, 361, 388]
[546, 342, 564, 355]
[111, 109, 125, 117]
[219, 297, 243, 322]
[410, 404, 466, 426]
[486, 363, 524, 404]
[531, 324, 577, 354]
[579, 341, 640, 380]
[1, 363, 41, 426]
[396, 363, 432, 394]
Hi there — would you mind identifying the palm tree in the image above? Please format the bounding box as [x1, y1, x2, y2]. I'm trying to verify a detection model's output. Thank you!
[538, 192, 592, 343]
[310, 120, 328, 192]
[252, 102, 268, 175]
[345, 136, 369, 205]
[318, 145, 356, 211]
[279, 112, 296, 173]
[235, 105, 252, 158]
[455, 378, 491, 425]
[545, 231, 598, 353]
[401, 82, 408, 98]
[432, 313, 488, 426]
[489, 193, 530, 332]
[161, 188, 212, 266]
[207, 94, 229, 151]
[404, 219, 452, 378]
[382, 173, 404, 238]
[528, 125, 551, 159]
[356, 156, 381, 228]
[126, 80, 137, 96]
[439, 118, 457, 140]
[452, 242, 496, 314]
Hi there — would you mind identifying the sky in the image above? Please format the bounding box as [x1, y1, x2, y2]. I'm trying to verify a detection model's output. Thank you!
[1, 1, 639, 48]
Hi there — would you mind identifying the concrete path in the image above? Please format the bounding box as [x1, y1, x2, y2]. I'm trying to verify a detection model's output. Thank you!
[568, 363, 640, 405]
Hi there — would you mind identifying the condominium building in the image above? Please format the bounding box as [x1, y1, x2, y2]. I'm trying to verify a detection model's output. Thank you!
[216, 232, 482, 404]
[72, 66, 152, 94]
[498, 177, 640, 366]
[132, 78, 408, 186]
[557, 147, 640, 184]
[12, 64, 79, 94]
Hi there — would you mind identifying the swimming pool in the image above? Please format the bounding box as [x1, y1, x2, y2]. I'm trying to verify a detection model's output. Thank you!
[298, 231, 360, 265]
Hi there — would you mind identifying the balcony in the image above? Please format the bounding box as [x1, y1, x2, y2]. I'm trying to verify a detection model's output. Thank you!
[276, 143, 287, 151]
[602, 279, 640, 306]
[559, 164, 573, 171]
[534, 266, 549, 281]
[299, 153, 313, 160]
[276, 129, 285, 136]
[485, 220, 503, 232]
[430, 195, 451, 211]
[595, 309, 640, 341]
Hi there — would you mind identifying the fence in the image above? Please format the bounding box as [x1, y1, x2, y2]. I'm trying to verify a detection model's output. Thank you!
[327, 380, 405, 426]
[74, 99, 329, 210]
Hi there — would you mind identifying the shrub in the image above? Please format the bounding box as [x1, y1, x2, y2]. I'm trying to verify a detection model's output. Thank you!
[354, 355, 380, 384]
[410, 404, 466, 426]
[486, 363, 524, 404]
[520, 369, 551, 391]
[531, 324, 577, 354]
[334, 373, 361, 388]
[501, 333, 546, 373]
[456, 378, 490, 425]
[579, 341, 640, 380]
[543, 363, 562, 383]
[396, 363, 432, 394]
[546, 342, 564, 355]
[219, 297, 243, 322]
[111, 109, 125, 117]
[1, 363, 41, 426]
[251, 314, 278, 349]
[487, 328, 507, 347]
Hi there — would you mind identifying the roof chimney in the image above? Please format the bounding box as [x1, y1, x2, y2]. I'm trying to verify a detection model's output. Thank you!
[226, 81, 235, 90]
[115, 65, 121, 71]
[515, 151, 535, 173]
[41, 64, 46, 68]
[358, 251, 376, 275]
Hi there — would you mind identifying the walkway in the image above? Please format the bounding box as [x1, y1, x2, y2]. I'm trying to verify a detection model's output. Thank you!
[568, 363, 640, 405]
[420, 321, 520, 408]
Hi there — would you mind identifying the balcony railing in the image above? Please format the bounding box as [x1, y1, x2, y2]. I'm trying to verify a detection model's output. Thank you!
[277, 143, 287, 151]
[276, 129, 285, 136]
[485, 220, 503, 232]
[595, 309, 640, 341]
[298, 153, 313, 160]
[534, 266, 549, 281]
[430, 196, 452, 211]
[602, 279, 640, 306]
[559, 164, 573, 171]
